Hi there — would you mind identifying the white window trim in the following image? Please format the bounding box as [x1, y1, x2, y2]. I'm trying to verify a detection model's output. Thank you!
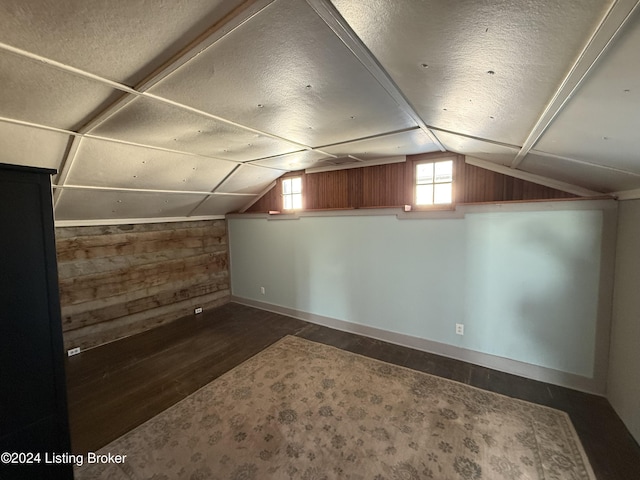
[414, 159, 453, 206]
[282, 176, 303, 210]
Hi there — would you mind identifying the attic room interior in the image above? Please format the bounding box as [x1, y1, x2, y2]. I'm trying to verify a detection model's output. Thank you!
[2, 0, 640, 478]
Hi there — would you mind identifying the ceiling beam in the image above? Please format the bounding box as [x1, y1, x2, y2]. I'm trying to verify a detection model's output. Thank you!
[0, 1, 320, 154]
[466, 157, 604, 197]
[429, 126, 523, 151]
[52, 184, 255, 196]
[52, 136, 82, 207]
[239, 181, 277, 213]
[0, 41, 138, 95]
[0, 116, 281, 170]
[83, 134, 288, 171]
[144, 93, 313, 151]
[0, 0, 301, 215]
[136, 0, 277, 92]
[306, 0, 446, 152]
[511, 0, 640, 168]
[305, 155, 406, 174]
[0, 116, 80, 137]
[76, 0, 333, 159]
[3, 0, 451, 194]
[529, 149, 640, 178]
[187, 164, 244, 217]
[612, 187, 640, 200]
[55, 215, 226, 228]
[76, 0, 275, 134]
[314, 126, 422, 150]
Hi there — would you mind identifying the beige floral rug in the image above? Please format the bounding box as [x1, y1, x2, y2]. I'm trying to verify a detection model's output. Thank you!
[75, 335, 596, 480]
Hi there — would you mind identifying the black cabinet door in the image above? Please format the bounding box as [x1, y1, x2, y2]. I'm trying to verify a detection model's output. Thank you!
[0, 164, 73, 479]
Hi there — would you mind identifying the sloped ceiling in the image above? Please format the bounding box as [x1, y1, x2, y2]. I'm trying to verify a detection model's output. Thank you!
[1, 0, 639, 224]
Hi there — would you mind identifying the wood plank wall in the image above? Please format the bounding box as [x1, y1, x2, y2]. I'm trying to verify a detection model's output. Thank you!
[56, 220, 230, 351]
[456, 161, 576, 203]
[247, 154, 576, 212]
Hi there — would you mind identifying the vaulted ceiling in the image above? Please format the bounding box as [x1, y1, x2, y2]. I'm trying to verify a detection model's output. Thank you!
[1, 0, 639, 224]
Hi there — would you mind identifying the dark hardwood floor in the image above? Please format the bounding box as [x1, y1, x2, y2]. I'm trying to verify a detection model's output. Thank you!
[64, 302, 640, 479]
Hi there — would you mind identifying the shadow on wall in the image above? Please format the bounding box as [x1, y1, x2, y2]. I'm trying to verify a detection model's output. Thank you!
[516, 219, 601, 377]
[466, 211, 602, 377]
[294, 217, 353, 322]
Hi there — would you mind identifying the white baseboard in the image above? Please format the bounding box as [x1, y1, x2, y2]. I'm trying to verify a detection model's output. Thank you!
[231, 296, 605, 395]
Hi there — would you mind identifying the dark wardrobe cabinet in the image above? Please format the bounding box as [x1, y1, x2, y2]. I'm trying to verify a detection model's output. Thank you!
[0, 164, 73, 479]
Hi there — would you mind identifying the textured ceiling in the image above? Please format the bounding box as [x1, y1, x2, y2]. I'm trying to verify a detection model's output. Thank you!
[1, 0, 639, 224]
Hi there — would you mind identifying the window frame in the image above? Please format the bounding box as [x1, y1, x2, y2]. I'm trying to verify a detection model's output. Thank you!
[280, 174, 304, 211]
[405, 153, 459, 210]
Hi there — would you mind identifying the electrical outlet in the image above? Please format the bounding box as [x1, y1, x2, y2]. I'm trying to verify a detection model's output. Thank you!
[67, 347, 81, 357]
[455, 324, 464, 335]
[260, 286, 265, 295]
[194, 307, 203, 314]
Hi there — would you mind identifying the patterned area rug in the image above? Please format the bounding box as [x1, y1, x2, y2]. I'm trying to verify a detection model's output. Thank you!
[75, 336, 596, 480]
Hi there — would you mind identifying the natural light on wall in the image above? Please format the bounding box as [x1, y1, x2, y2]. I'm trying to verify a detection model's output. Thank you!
[416, 160, 453, 205]
[282, 177, 302, 210]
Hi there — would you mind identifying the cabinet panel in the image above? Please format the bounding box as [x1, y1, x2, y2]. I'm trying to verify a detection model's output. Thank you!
[0, 164, 72, 480]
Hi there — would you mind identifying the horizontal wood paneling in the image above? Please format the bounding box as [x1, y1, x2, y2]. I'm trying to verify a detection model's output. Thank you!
[56, 220, 230, 351]
[246, 154, 576, 212]
[56, 225, 226, 262]
[59, 253, 226, 305]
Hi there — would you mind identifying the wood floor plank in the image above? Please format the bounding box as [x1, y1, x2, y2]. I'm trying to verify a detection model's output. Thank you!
[64, 302, 640, 479]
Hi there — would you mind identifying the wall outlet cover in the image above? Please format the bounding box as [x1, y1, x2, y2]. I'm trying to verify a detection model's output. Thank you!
[68, 347, 81, 356]
[195, 307, 203, 314]
[456, 324, 464, 335]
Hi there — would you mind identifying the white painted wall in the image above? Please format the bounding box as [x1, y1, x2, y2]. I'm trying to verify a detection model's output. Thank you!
[464, 211, 602, 377]
[608, 199, 640, 443]
[228, 201, 614, 390]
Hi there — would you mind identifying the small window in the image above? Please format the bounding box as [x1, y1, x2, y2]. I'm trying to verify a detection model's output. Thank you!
[415, 160, 453, 205]
[282, 177, 302, 210]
